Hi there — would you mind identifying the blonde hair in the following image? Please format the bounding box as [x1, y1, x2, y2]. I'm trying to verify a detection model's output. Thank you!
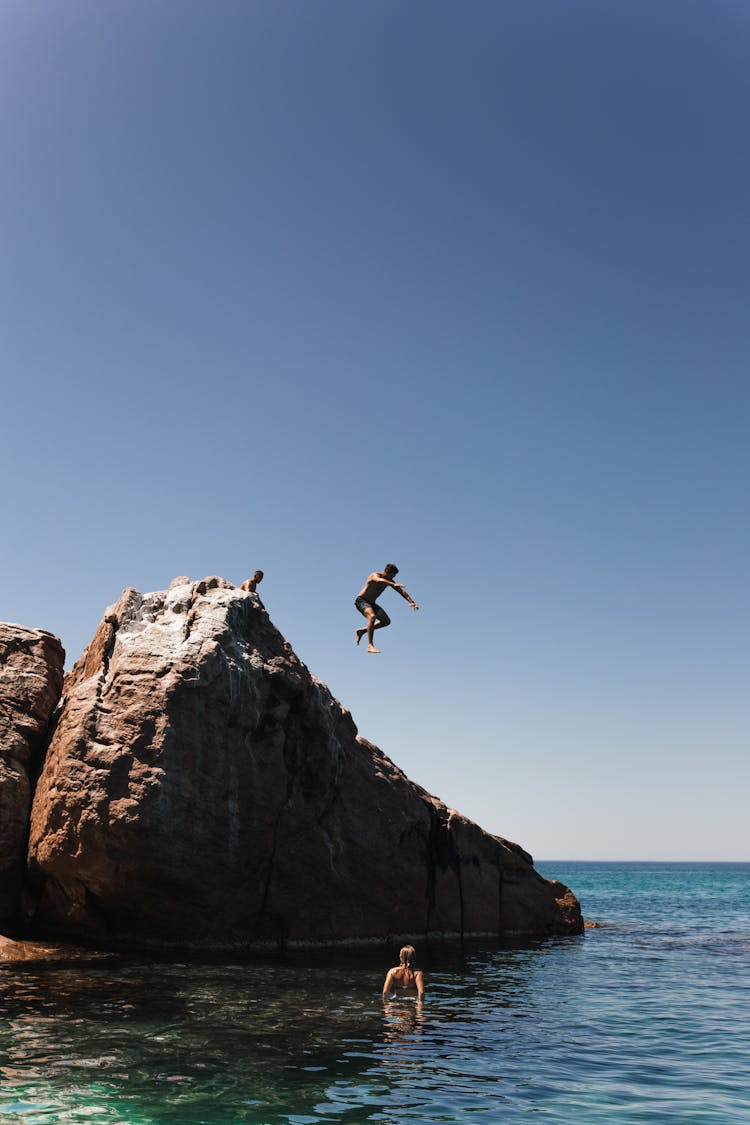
[397, 945, 416, 987]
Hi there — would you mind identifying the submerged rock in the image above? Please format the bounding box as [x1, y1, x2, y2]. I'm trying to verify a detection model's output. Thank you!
[0, 933, 116, 964]
[0, 623, 64, 920]
[26, 577, 582, 950]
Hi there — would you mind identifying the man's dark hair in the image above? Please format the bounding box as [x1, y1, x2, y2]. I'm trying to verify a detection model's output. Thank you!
[384, 562, 399, 575]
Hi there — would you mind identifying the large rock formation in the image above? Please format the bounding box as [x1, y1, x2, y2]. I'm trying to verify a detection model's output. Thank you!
[0, 624, 64, 920]
[27, 577, 582, 949]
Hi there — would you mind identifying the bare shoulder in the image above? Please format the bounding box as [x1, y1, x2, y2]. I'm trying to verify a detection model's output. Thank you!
[382, 966, 396, 994]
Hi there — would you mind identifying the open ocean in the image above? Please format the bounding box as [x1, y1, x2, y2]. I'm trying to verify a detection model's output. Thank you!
[1, 862, 749, 1124]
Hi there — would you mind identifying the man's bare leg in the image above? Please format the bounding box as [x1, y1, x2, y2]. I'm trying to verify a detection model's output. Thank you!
[367, 614, 392, 653]
[367, 612, 380, 653]
[355, 612, 378, 649]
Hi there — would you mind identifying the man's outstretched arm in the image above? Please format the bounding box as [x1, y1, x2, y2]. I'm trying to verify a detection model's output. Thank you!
[389, 581, 418, 610]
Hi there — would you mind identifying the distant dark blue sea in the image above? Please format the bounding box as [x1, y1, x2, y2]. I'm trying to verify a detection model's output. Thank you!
[1, 862, 749, 1123]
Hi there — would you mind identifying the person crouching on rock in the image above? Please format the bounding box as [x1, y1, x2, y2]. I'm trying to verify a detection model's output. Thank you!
[382, 945, 425, 1000]
[241, 570, 264, 593]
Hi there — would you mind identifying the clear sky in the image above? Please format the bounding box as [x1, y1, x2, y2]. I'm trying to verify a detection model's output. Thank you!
[2, 1, 748, 861]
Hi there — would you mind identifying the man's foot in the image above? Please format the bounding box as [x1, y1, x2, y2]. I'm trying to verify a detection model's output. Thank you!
[367, 644, 380, 653]
[356, 628, 366, 645]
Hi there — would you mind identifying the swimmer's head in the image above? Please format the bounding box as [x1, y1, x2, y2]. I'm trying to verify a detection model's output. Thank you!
[384, 563, 399, 578]
[253, 570, 264, 583]
[399, 945, 416, 966]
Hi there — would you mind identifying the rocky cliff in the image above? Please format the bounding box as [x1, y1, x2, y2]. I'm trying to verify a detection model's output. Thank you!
[23, 577, 581, 949]
[0, 624, 64, 920]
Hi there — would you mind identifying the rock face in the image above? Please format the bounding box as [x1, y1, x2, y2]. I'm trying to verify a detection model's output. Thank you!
[27, 578, 582, 949]
[0, 624, 64, 920]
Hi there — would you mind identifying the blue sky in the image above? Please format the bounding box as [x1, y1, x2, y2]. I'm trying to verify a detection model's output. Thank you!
[2, 1, 748, 861]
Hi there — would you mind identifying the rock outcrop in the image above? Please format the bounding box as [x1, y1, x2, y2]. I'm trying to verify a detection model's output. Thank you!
[0, 624, 64, 920]
[26, 577, 582, 949]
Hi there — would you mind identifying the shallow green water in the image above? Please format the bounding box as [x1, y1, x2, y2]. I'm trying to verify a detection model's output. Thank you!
[1, 863, 749, 1123]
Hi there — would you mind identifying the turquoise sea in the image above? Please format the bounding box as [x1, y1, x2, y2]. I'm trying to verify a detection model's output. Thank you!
[1, 862, 749, 1124]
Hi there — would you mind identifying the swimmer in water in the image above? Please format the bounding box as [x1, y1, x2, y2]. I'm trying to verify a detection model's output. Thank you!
[382, 944, 425, 1000]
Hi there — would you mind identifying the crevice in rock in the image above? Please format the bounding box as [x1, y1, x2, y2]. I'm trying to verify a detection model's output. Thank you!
[97, 617, 119, 694]
[255, 790, 288, 937]
[83, 887, 111, 935]
[26, 698, 62, 792]
[424, 802, 465, 939]
[14, 672, 65, 929]
[252, 689, 344, 941]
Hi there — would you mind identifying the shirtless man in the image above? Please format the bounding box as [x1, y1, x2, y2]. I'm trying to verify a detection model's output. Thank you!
[240, 569, 264, 593]
[355, 563, 418, 653]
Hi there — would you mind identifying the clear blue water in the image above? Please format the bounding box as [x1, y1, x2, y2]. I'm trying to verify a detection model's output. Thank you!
[1, 862, 749, 1124]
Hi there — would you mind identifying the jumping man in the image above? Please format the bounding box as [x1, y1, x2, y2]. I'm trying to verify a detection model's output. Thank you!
[355, 563, 418, 653]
